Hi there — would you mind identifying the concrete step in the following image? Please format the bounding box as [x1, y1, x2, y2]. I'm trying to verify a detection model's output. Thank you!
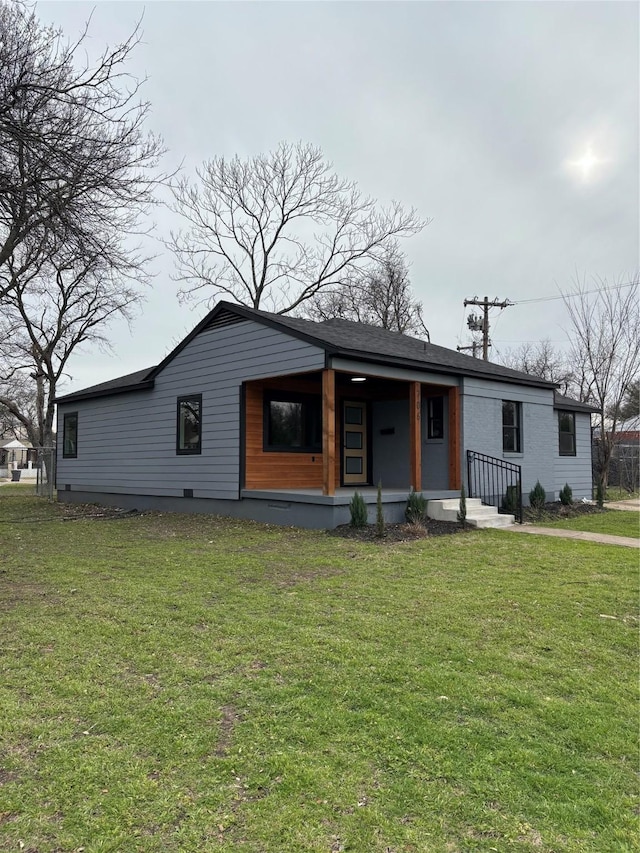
[427, 498, 516, 529]
[427, 498, 483, 520]
[468, 514, 516, 529]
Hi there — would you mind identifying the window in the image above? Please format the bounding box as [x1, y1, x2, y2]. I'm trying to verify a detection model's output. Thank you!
[264, 392, 321, 452]
[63, 412, 78, 458]
[427, 396, 444, 439]
[558, 411, 576, 456]
[502, 400, 522, 453]
[177, 395, 202, 454]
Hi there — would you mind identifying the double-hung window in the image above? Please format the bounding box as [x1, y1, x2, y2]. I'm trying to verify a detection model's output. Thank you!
[177, 395, 202, 454]
[558, 411, 576, 456]
[502, 400, 522, 453]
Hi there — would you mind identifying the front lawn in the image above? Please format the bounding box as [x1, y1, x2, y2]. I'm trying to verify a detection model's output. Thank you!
[537, 509, 639, 539]
[0, 493, 637, 852]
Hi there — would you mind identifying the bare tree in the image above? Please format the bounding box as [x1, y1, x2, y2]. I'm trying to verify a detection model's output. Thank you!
[168, 141, 427, 314]
[496, 339, 575, 396]
[563, 276, 640, 489]
[303, 245, 430, 338]
[0, 242, 140, 452]
[0, 2, 166, 299]
[0, 400, 26, 439]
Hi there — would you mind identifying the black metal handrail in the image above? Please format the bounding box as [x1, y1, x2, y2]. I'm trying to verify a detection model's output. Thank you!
[466, 450, 523, 523]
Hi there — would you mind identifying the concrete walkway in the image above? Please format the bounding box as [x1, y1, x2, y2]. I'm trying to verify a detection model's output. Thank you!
[502, 498, 639, 548]
[605, 498, 640, 511]
[506, 525, 639, 548]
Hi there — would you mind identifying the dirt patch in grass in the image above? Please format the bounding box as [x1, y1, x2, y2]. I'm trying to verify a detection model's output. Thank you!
[215, 705, 241, 757]
[0, 576, 54, 612]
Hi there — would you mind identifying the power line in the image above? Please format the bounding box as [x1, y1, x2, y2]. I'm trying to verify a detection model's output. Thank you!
[511, 279, 637, 306]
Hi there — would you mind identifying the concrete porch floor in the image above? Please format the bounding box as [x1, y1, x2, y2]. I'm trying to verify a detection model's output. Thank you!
[241, 487, 460, 506]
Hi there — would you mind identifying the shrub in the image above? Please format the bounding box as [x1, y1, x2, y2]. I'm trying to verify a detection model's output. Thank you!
[405, 489, 427, 525]
[529, 480, 546, 510]
[457, 482, 467, 526]
[559, 483, 573, 506]
[502, 484, 519, 515]
[349, 491, 368, 528]
[375, 481, 385, 538]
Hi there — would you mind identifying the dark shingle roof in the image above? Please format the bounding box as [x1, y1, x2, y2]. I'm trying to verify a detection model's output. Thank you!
[55, 367, 155, 404]
[202, 303, 558, 389]
[553, 391, 599, 414]
[56, 301, 561, 404]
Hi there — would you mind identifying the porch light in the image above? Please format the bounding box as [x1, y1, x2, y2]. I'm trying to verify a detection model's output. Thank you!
[351, 376, 367, 382]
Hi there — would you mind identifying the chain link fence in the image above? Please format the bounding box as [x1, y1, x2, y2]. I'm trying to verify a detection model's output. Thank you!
[34, 447, 57, 498]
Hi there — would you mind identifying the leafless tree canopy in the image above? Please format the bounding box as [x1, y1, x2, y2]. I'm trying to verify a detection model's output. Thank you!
[496, 339, 575, 396]
[303, 245, 430, 339]
[563, 276, 640, 487]
[169, 141, 428, 314]
[0, 244, 140, 449]
[0, 2, 166, 447]
[0, 2, 166, 300]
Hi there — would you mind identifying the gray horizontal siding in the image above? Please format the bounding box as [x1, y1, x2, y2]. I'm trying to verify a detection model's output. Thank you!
[554, 412, 593, 500]
[57, 320, 325, 499]
[462, 377, 556, 499]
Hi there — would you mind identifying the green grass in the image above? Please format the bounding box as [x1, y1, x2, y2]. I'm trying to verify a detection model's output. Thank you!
[603, 486, 639, 502]
[538, 510, 639, 539]
[0, 492, 638, 852]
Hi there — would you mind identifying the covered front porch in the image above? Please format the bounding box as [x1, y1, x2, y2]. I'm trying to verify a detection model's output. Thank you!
[241, 364, 462, 519]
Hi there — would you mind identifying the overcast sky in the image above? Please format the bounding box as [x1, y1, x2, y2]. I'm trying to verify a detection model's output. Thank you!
[37, 0, 640, 393]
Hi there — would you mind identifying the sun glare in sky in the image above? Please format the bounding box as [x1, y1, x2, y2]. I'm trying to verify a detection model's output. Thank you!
[566, 145, 609, 183]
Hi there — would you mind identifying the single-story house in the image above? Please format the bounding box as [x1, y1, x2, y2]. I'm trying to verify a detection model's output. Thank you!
[0, 437, 39, 480]
[55, 301, 595, 528]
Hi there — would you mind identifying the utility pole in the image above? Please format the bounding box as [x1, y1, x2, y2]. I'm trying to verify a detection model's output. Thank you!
[456, 340, 482, 358]
[463, 296, 512, 360]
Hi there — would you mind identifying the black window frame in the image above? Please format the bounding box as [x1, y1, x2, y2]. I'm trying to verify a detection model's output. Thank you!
[502, 400, 522, 454]
[427, 396, 444, 440]
[62, 411, 78, 458]
[558, 410, 576, 456]
[176, 394, 202, 455]
[263, 391, 322, 453]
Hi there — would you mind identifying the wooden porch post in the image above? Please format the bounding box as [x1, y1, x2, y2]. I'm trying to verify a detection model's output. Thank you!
[409, 381, 422, 491]
[322, 368, 336, 496]
[448, 386, 461, 489]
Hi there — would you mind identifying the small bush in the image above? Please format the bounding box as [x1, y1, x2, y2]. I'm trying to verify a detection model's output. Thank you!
[502, 484, 519, 515]
[457, 482, 467, 526]
[595, 481, 605, 508]
[529, 480, 546, 510]
[405, 489, 427, 525]
[349, 491, 368, 528]
[375, 481, 385, 538]
[559, 483, 573, 506]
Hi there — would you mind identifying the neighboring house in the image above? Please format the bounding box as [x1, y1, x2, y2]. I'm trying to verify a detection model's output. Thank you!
[0, 435, 39, 480]
[55, 302, 595, 528]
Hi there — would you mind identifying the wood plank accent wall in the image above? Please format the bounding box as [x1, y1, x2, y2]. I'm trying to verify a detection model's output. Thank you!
[448, 386, 461, 489]
[244, 377, 338, 490]
[409, 381, 422, 491]
[322, 369, 336, 496]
